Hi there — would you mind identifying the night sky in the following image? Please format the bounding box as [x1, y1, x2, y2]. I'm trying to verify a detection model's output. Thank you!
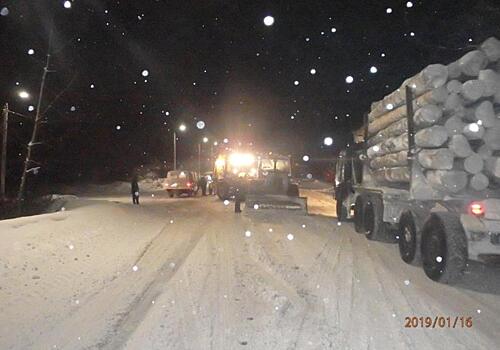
[1, 0, 500, 186]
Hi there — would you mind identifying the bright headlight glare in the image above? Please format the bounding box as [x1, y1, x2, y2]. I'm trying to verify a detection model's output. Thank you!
[229, 153, 255, 167]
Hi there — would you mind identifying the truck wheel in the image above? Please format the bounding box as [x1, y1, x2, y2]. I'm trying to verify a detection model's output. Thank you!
[353, 195, 364, 233]
[336, 197, 348, 221]
[421, 212, 467, 283]
[398, 211, 420, 264]
[363, 196, 388, 241]
[287, 183, 300, 197]
[217, 183, 229, 201]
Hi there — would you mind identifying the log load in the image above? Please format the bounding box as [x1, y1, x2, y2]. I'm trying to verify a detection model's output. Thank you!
[363, 37, 500, 196]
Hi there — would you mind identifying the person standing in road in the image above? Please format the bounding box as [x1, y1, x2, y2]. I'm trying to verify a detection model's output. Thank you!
[131, 175, 140, 205]
[198, 175, 208, 196]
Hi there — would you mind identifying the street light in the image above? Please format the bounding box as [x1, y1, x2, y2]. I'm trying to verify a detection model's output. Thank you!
[18, 91, 30, 99]
[173, 124, 187, 170]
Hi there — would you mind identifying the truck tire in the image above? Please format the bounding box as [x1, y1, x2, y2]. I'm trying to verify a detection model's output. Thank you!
[398, 211, 421, 264]
[336, 198, 348, 222]
[287, 183, 300, 197]
[217, 182, 229, 201]
[363, 196, 388, 241]
[353, 195, 365, 233]
[421, 212, 467, 284]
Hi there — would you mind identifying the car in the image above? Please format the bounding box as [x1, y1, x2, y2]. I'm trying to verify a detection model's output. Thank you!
[164, 170, 199, 197]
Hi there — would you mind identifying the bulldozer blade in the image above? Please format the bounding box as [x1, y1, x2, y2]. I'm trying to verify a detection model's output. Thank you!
[244, 194, 308, 214]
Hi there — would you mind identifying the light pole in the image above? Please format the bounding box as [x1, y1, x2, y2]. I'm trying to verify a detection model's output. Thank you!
[173, 123, 187, 170]
[1, 103, 8, 200]
[198, 136, 209, 174]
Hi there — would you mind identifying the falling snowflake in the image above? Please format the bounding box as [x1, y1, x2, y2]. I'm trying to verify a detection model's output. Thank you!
[116, 125, 121, 130]
[169, 262, 176, 268]
[68, 244, 74, 250]
[253, 204, 259, 210]
[263, 15, 274, 26]
[345, 76, 354, 84]
[170, 219, 174, 223]
[386, 103, 394, 110]
[477, 309, 481, 314]
[302, 155, 310, 162]
[386, 8, 393, 14]
[223, 200, 230, 206]
[141, 69, 149, 77]
[0, 7, 9, 16]
[323, 137, 333, 146]
[90, 84, 95, 89]
[287, 233, 294, 240]
[294, 80, 299, 86]
[331, 27, 337, 33]
[409, 32, 415, 37]
[27, 49, 35, 55]
[28, 105, 34, 112]
[369, 66, 378, 74]
[70, 106, 76, 112]
[301, 224, 306, 228]
[268, 228, 273, 232]
[196, 120, 206, 129]
[305, 37, 310, 42]
[132, 265, 138, 272]
[337, 222, 342, 226]
[310, 68, 317, 75]
[435, 256, 443, 263]
[406, 1, 413, 8]
[64, 1, 72, 9]
[245, 230, 252, 237]
[306, 173, 313, 179]
[404, 279, 410, 286]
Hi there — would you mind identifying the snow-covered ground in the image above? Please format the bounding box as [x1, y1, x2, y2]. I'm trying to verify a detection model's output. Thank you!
[1, 184, 499, 349]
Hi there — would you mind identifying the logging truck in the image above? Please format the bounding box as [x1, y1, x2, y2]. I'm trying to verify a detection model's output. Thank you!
[336, 37, 500, 283]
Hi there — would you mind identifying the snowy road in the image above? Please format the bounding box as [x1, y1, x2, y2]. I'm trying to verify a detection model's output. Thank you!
[1, 188, 500, 349]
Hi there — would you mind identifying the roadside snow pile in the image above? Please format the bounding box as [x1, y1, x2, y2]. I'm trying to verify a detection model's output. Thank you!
[47, 194, 79, 212]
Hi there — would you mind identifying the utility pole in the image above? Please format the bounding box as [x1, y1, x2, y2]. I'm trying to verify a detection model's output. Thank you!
[1, 103, 8, 200]
[18, 33, 52, 202]
[198, 143, 201, 175]
[173, 131, 177, 170]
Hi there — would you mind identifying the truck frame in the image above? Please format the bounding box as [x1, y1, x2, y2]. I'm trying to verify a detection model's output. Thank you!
[336, 86, 500, 283]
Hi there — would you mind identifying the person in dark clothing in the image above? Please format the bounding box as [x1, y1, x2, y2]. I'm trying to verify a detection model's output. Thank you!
[131, 175, 140, 204]
[198, 175, 208, 196]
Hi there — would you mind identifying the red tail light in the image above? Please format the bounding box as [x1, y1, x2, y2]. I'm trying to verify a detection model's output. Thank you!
[469, 202, 485, 217]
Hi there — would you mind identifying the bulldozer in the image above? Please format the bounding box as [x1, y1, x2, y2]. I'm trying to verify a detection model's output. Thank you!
[213, 151, 308, 214]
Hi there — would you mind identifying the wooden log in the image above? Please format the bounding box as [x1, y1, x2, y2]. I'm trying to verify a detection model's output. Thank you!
[483, 121, 500, 150]
[369, 64, 448, 120]
[448, 134, 473, 157]
[474, 100, 497, 128]
[367, 133, 408, 159]
[413, 104, 443, 127]
[372, 167, 410, 183]
[417, 148, 454, 170]
[369, 150, 408, 169]
[455, 153, 484, 174]
[461, 80, 485, 103]
[446, 80, 463, 94]
[426, 170, 468, 193]
[367, 118, 407, 147]
[447, 61, 462, 80]
[470, 173, 490, 191]
[415, 125, 448, 147]
[411, 165, 442, 199]
[444, 115, 466, 136]
[443, 93, 465, 116]
[368, 88, 447, 135]
[477, 144, 493, 159]
[462, 122, 485, 140]
[484, 157, 500, 179]
[480, 37, 500, 62]
[458, 50, 489, 77]
[478, 69, 500, 96]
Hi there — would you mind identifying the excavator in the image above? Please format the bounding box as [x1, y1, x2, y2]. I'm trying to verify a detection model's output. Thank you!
[213, 151, 308, 214]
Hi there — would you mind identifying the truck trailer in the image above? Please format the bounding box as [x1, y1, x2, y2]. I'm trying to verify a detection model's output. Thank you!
[336, 37, 500, 283]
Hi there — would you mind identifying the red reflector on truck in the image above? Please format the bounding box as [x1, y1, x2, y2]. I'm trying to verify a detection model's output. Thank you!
[469, 202, 485, 217]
